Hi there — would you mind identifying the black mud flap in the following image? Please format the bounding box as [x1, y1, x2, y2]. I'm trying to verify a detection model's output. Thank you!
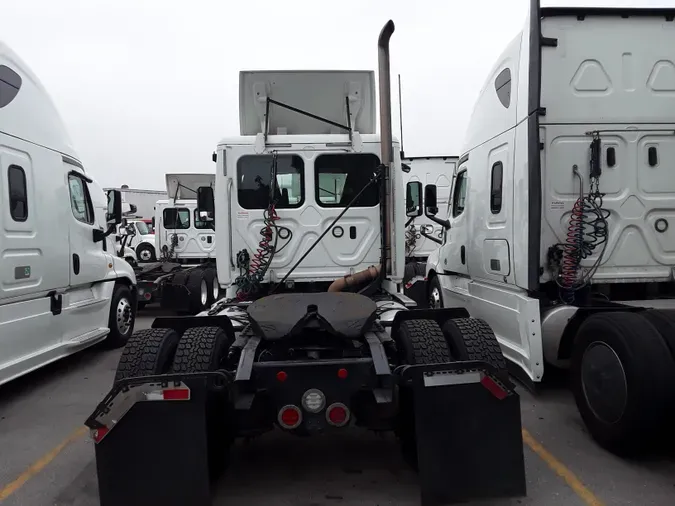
[403, 276, 428, 308]
[160, 281, 191, 311]
[401, 361, 526, 505]
[85, 372, 228, 506]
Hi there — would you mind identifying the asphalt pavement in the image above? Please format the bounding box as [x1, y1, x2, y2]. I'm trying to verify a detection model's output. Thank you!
[0, 306, 674, 506]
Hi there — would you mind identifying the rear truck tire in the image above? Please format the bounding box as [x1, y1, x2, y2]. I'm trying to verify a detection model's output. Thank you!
[441, 318, 510, 385]
[570, 311, 675, 456]
[104, 284, 136, 349]
[136, 243, 156, 262]
[186, 268, 209, 314]
[114, 328, 181, 383]
[171, 326, 231, 373]
[641, 309, 675, 359]
[170, 326, 232, 481]
[393, 318, 453, 471]
[427, 275, 443, 309]
[202, 267, 220, 305]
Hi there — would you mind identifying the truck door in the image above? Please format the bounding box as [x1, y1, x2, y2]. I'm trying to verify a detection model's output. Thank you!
[64, 168, 112, 340]
[0, 146, 68, 371]
[439, 164, 470, 277]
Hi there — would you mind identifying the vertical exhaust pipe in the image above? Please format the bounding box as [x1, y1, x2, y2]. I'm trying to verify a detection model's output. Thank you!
[378, 20, 395, 276]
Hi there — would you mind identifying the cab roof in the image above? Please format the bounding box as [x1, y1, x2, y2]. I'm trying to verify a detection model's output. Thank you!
[0, 41, 78, 161]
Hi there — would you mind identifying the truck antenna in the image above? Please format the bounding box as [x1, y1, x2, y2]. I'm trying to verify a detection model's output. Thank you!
[398, 74, 404, 159]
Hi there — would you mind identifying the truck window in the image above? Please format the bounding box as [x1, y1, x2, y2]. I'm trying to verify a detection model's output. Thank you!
[452, 170, 468, 217]
[135, 221, 150, 235]
[0, 65, 22, 108]
[194, 208, 214, 230]
[490, 162, 503, 214]
[7, 165, 27, 221]
[68, 174, 94, 225]
[495, 68, 511, 109]
[237, 154, 304, 210]
[315, 153, 380, 208]
[163, 208, 190, 229]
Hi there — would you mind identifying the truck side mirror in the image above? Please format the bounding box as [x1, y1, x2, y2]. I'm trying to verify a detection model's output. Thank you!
[106, 190, 122, 225]
[197, 186, 215, 222]
[424, 184, 439, 216]
[151, 216, 155, 229]
[406, 181, 423, 217]
[424, 183, 451, 230]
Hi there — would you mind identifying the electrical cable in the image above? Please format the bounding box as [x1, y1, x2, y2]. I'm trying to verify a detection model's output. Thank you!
[557, 132, 610, 303]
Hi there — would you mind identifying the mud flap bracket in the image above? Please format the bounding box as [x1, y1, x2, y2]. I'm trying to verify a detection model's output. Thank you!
[401, 361, 526, 505]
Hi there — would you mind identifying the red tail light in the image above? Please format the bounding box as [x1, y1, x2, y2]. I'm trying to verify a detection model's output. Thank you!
[278, 405, 302, 429]
[326, 403, 350, 427]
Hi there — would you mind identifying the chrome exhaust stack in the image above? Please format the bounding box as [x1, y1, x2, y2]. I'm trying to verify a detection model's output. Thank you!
[377, 20, 395, 275]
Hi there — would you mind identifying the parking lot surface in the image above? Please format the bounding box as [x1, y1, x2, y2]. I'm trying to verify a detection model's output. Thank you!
[1, 307, 674, 506]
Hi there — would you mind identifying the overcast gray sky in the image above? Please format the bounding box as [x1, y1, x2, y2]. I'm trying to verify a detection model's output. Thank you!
[1, 0, 668, 190]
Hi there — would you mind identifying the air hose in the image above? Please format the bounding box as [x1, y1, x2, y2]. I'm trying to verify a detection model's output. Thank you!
[558, 133, 610, 302]
[234, 152, 289, 300]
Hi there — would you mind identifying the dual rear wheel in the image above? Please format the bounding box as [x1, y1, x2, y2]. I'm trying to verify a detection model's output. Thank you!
[393, 316, 509, 468]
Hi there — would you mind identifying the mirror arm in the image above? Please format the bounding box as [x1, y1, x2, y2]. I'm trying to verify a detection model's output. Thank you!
[405, 216, 415, 227]
[427, 215, 451, 229]
[93, 223, 118, 243]
[420, 229, 443, 245]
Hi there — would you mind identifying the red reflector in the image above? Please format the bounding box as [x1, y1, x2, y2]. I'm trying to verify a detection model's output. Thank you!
[92, 426, 109, 443]
[337, 368, 348, 379]
[480, 375, 508, 400]
[144, 292, 152, 300]
[163, 388, 190, 400]
[276, 371, 288, 382]
[326, 403, 349, 427]
[279, 406, 301, 429]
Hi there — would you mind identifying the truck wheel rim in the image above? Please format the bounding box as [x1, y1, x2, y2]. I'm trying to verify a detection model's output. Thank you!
[212, 274, 220, 300]
[116, 297, 133, 335]
[201, 279, 208, 305]
[581, 341, 627, 425]
[429, 286, 441, 309]
[140, 249, 152, 261]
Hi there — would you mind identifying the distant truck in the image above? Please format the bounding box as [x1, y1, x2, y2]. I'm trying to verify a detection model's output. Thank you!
[103, 185, 167, 221]
[401, 156, 458, 304]
[133, 173, 219, 313]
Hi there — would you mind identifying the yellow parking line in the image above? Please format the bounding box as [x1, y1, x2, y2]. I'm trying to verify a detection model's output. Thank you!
[0, 426, 88, 502]
[0, 425, 605, 505]
[522, 429, 605, 506]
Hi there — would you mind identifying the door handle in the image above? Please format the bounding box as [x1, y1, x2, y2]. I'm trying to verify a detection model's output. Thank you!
[460, 246, 466, 265]
[73, 253, 80, 275]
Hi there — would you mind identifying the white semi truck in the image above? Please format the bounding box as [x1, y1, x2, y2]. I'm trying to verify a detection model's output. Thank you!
[401, 156, 458, 304]
[425, 2, 675, 456]
[0, 41, 137, 386]
[132, 173, 219, 313]
[85, 21, 528, 506]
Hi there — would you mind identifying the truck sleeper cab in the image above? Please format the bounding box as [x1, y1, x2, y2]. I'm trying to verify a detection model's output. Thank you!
[0, 41, 137, 387]
[425, 2, 675, 455]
